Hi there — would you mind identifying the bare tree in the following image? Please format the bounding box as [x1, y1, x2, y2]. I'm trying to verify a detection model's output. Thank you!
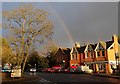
[3, 4, 53, 73]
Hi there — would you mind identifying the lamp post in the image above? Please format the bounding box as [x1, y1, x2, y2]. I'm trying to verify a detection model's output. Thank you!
[63, 60, 65, 69]
[35, 64, 36, 69]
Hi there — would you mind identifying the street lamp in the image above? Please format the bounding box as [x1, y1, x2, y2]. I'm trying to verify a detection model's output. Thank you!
[35, 64, 36, 69]
[63, 60, 65, 68]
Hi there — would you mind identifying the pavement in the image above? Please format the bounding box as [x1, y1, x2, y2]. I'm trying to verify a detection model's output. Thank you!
[1, 74, 40, 83]
[93, 73, 120, 79]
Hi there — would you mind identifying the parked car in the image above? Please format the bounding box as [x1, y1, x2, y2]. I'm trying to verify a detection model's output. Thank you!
[47, 68, 56, 73]
[52, 66, 62, 73]
[42, 68, 48, 72]
[64, 68, 70, 73]
[11, 66, 21, 78]
[84, 69, 93, 74]
[30, 68, 36, 73]
[76, 65, 93, 74]
[2, 63, 12, 73]
[37, 68, 44, 72]
[70, 66, 77, 73]
[83, 66, 93, 74]
[75, 66, 84, 73]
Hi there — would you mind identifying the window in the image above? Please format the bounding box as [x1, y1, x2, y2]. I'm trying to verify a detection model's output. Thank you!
[97, 51, 100, 57]
[86, 52, 89, 58]
[75, 52, 77, 60]
[98, 64, 106, 70]
[98, 64, 101, 70]
[98, 44, 104, 50]
[89, 64, 93, 69]
[110, 47, 113, 49]
[72, 54, 74, 60]
[76, 54, 77, 60]
[90, 52, 93, 58]
[102, 51, 105, 57]
[87, 52, 89, 58]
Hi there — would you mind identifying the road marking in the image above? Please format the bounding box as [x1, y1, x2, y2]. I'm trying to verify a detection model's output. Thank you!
[39, 78, 50, 82]
[27, 78, 50, 83]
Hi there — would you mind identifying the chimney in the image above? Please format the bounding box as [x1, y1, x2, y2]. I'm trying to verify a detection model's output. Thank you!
[75, 42, 80, 48]
[112, 34, 118, 42]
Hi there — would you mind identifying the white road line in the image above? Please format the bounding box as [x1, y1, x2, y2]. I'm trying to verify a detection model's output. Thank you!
[39, 78, 50, 82]
[27, 78, 50, 82]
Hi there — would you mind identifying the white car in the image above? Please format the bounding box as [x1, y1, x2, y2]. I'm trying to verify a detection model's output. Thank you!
[30, 68, 36, 72]
[11, 66, 21, 77]
[84, 69, 93, 74]
[82, 65, 93, 74]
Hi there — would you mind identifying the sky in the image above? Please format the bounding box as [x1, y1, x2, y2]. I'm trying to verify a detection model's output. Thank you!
[2, 2, 118, 48]
[1, 0, 120, 2]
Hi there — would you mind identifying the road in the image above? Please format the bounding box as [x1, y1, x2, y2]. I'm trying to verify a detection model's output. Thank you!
[2, 72, 120, 84]
[27, 72, 120, 83]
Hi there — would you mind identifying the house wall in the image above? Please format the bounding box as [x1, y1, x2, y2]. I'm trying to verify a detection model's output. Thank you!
[55, 50, 64, 64]
[107, 46, 115, 61]
[107, 42, 120, 73]
[64, 55, 70, 68]
[55, 50, 70, 68]
[70, 54, 80, 66]
[80, 53, 85, 65]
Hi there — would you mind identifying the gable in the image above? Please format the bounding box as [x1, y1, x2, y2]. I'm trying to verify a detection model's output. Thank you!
[71, 47, 77, 54]
[91, 44, 97, 50]
[80, 46, 86, 53]
[107, 43, 114, 50]
[95, 43, 105, 51]
[107, 42, 120, 50]
[84, 44, 92, 52]
[62, 48, 71, 55]
[55, 48, 65, 56]
[88, 45, 93, 52]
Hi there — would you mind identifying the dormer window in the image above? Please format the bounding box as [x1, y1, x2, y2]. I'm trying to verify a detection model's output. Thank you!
[96, 43, 105, 58]
[97, 43, 104, 51]
[99, 46, 103, 50]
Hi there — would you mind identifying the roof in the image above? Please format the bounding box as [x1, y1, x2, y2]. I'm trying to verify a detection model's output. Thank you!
[78, 46, 86, 53]
[61, 48, 71, 55]
[99, 41, 106, 49]
[90, 44, 97, 50]
[106, 41, 114, 49]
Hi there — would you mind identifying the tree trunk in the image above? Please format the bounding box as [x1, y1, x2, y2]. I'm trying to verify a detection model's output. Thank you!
[22, 44, 29, 74]
[22, 54, 28, 74]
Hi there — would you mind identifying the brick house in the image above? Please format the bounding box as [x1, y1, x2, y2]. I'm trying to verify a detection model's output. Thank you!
[70, 42, 82, 66]
[83, 35, 120, 74]
[81, 44, 97, 72]
[106, 35, 120, 73]
[55, 34, 120, 73]
[55, 48, 71, 68]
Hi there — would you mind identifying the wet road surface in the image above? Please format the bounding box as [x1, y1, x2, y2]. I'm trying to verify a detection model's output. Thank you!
[2, 72, 120, 84]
